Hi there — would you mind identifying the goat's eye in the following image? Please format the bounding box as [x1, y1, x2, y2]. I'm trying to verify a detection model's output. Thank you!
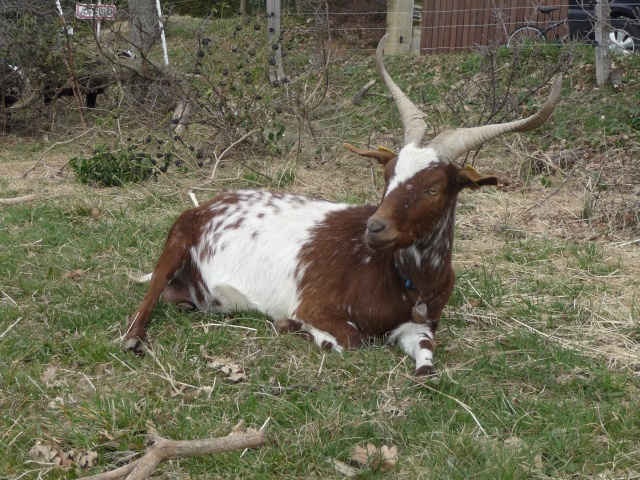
[428, 188, 439, 196]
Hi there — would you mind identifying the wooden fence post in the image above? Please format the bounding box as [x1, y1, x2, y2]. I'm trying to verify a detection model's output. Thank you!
[267, 0, 285, 83]
[595, 0, 611, 86]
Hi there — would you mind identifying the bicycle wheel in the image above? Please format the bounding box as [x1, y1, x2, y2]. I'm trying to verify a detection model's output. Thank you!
[507, 26, 545, 48]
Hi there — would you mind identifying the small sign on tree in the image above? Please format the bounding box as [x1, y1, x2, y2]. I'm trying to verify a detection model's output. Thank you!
[75, 4, 116, 20]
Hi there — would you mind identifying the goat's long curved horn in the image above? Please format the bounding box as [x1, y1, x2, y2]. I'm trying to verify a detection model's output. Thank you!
[376, 34, 428, 147]
[343, 143, 397, 164]
[428, 75, 563, 163]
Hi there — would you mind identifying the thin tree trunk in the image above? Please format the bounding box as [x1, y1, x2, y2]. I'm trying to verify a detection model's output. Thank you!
[267, 0, 285, 83]
[595, 0, 611, 86]
[240, 0, 248, 22]
[128, 0, 159, 59]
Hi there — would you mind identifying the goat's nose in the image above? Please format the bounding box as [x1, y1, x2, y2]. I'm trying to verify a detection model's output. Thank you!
[367, 217, 387, 234]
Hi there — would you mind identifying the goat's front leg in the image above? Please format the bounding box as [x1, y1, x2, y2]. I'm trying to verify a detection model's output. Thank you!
[274, 316, 364, 352]
[387, 322, 437, 377]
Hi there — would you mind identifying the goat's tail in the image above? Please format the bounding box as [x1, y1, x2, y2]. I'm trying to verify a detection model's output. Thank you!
[127, 272, 152, 283]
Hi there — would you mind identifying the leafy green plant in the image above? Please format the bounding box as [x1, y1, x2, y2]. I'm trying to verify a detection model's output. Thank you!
[68, 144, 157, 187]
[628, 106, 640, 131]
[264, 123, 288, 155]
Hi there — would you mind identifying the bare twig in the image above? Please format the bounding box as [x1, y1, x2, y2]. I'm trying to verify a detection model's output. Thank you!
[0, 317, 22, 340]
[19, 126, 97, 179]
[81, 430, 266, 480]
[197, 322, 257, 332]
[406, 375, 488, 437]
[345, 79, 376, 107]
[210, 129, 260, 180]
[0, 195, 36, 205]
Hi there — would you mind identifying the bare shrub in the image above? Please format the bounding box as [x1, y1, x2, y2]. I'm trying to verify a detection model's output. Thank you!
[442, 41, 573, 166]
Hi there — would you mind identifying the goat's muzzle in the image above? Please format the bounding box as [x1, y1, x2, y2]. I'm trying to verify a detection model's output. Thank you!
[365, 216, 398, 251]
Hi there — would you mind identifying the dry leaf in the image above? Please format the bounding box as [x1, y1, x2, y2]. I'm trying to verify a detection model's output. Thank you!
[228, 371, 247, 383]
[201, 347, 247, 382]
[41, 365, 57, 387]
[350, 443, 398, 473]
[380, 398, 411, 417]
[378, 389, 413, 417]
[29, 442, 98, 470]
[74, 450, 98, 468]
[28, 441, 73, 468]
[197, 386, 214, 396]
[63, 269, 84, 280]
[534, 453, 544, 469]
[48, 397, 64, 409]
[379, 445, 398, 473]
[350, 442, 380, 467]
[504, 436, 523, 448]
[170, 384, 188, 398]
[329, 458, 360, 477]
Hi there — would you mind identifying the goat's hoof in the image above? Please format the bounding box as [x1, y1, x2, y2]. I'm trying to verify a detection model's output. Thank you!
[274, 318, 303, 334]
[413, 365, 437, 378]
[123, 336, 147, 356]
[176, 302, 195, 312]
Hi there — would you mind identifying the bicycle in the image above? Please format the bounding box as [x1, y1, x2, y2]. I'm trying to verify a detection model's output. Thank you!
[507, 6, 568, 48]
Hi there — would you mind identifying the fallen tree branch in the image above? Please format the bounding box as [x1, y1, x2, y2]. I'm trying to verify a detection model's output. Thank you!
[349, 79, 376, 106]
[82, 430, 266, 480]
[0, 195, 36, 205]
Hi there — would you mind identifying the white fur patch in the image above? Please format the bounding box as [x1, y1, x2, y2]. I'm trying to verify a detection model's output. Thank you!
[386, 144, 440, 196]
[301, 324, 343, 353]
[387, 322, 434, 370]
[192, 190, 352, 321]
[128, 272, 153, 283]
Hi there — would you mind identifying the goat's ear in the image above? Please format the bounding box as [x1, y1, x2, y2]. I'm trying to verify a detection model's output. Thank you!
[343, 143, 397, 165]
[456, 166, 498, 190]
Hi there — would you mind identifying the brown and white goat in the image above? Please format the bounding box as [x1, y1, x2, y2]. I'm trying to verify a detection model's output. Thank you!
[124, 34, 562, 375]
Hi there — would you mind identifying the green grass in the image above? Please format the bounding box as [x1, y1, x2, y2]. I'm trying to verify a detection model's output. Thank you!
[1, 13, 640, 480]
[1, 190, 638, 479]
